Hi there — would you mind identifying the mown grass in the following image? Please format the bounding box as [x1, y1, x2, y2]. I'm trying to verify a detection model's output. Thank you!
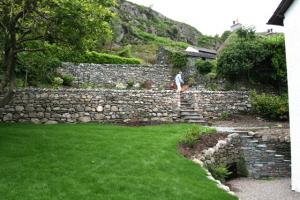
[0, 123, 237, 200]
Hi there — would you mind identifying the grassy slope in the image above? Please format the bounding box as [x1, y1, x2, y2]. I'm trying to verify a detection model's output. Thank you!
[0, 124, 236, 200]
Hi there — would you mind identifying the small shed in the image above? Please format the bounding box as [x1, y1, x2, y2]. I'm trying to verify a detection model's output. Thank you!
[185, 46, 217, 60]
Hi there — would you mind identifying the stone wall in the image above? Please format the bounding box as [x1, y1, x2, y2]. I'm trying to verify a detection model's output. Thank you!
[0, 89, 180, 124]
[182, 91, 251, 119]
[58, 63, 172, 88]
[195, 133, 243, 167]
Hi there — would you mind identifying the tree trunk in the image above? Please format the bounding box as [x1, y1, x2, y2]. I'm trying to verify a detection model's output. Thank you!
[0, 31, 17, 107]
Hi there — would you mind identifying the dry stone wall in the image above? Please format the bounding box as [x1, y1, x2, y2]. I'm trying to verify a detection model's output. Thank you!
[0, 89, 180, 124]
[58, 63, 172, 88]
[182, 91, 251, 119]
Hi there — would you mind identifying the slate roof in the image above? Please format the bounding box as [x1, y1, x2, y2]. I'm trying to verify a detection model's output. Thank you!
[267, 0, 294, 26]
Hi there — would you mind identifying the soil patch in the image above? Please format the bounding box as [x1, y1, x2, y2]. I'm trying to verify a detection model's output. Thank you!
[178, 133, 228, 158]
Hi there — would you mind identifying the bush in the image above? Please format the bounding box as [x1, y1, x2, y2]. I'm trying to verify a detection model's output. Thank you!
[216, 28, 287, 91]
[179, 126, 216, 147]
[52, 77, 63, 88]
[49, 45, 142, 64]
[196, 59, 214, 75]
[169, 51, 187, 70]
[250, 91, 289, 120]
[61, 74, 74, 86]
[127, 80, 134, 88]
[206, 164, 232, 183]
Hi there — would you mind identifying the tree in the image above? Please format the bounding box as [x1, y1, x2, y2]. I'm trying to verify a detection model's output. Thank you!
[217, 27, 287, 91]
[0, 0, 115, 106]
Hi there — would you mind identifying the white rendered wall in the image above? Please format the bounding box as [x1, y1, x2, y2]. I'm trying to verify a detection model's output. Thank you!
[185, 46, 198, 53]
[284, 0, 300, 192]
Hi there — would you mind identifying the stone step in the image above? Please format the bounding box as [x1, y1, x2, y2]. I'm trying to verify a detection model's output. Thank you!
[248, 140, 259, 143]
[256, 144, 267, 149]
[180, 111, 200, 116]
[266, 150, 276, 153]
[240, 135, 254, 139]
[185, 119, 207, 124]
[183, 116, 204, 120]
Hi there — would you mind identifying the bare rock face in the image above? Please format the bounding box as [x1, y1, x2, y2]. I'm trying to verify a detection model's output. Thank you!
[114, 0, 201, 45]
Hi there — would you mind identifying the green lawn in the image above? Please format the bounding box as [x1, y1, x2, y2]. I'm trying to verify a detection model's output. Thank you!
[0, 124, 237, 200]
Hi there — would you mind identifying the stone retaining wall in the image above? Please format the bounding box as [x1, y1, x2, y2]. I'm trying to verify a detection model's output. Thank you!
[0, 89, 180, 124]
[195, 133, 243, 167]
[58, 63, 172, 88]
[182, 91, 251, 118]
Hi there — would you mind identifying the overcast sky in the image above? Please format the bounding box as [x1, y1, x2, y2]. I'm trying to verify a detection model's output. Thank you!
[127, 0, 283, 36]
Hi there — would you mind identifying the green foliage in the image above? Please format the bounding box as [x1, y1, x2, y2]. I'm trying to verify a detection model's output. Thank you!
[134, 29, 189, 49]
[206, 164, 232, 183]
[197, 34, 221, 49]
[127, 80, 134, 88]
[83, 51, 141, 64]
[48, 45, 141, 64]
[79, 82, 96, 89]
[250, 91, 289, 120]
[118, 45, 132, 58]
[179, 126, 217, 147]
[237, 157, 248, 177]
[217, 28, 287, 91]
[17, 44, 61, 86]
[221, 31, 232, 42]
[52, 77, 64, 88]
[0, 124, 237, 200]
[169, 51, 187, 70]
[196, 59, 214, 75]
[61, 74, 74, 86]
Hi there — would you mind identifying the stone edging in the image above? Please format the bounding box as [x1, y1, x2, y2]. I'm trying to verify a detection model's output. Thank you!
[191, 133, 240, 197]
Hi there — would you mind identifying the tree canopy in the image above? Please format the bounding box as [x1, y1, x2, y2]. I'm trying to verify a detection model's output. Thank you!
[0, 0, 115, 105]
[217, 27, 287, 91]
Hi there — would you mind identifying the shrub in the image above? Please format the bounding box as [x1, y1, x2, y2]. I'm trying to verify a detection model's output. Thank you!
[196, 59, 214, 75]
[169, 51, 187, 70]
[250, 91, 289, 120]
[52, 77, 63, 88]
[83, 51, 141, 64]
[127, 80, 134, 88]
[206, 164, 232, 183]
[179, 126, 216, 147]
[237, 157, 248, 177]
[61, 74, 74, 86]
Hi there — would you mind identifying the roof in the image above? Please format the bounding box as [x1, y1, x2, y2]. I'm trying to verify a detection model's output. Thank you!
[186, 46, 217, 54]
[267, 0, 294, 26]
[185, 51, 216, 59]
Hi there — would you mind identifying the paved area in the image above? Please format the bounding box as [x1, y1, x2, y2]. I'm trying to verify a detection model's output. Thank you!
[227, 178, 300, 200]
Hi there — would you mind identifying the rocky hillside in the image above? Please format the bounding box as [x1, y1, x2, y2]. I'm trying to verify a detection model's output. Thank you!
[112, 0, 202, 46]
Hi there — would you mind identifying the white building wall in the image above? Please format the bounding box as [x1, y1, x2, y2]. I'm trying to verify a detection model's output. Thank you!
[284, 0, 300, 192]
[185, 46, 199, 53]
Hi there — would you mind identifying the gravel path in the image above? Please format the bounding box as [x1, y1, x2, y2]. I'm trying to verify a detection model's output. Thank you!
[227, 178, 300, 200]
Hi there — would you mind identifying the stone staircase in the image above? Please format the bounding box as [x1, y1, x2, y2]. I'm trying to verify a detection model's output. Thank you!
[239, 131, 291, 178]
[180, 95, 206, 124]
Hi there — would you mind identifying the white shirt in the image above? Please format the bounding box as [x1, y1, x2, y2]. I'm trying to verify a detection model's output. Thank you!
[175, 73, 184, 84]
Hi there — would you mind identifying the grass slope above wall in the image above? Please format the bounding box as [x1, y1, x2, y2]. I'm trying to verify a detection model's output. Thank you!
[0, 124, 236, 200]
